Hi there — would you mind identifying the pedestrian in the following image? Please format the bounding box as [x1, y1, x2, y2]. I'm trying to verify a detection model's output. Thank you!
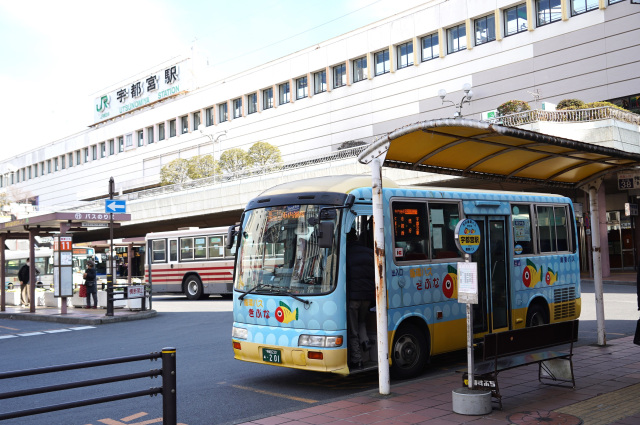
[83, 259, 98, 309]
[17, 258, 40, 308]
[346, 228, 376, 370]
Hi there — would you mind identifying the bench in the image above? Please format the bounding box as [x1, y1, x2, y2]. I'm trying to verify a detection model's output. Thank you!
[462, 320, 579, 409]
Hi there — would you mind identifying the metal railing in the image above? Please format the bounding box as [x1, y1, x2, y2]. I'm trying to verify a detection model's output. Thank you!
[0, 347, 177, 424]
[489, 106, 640, 127]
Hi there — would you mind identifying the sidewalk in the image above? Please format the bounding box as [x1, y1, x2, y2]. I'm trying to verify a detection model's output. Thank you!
[239, 335, 640, 425]
[0, 304, 156, 325]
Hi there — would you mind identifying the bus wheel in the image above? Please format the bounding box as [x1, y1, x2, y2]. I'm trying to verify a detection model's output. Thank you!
[391, 323, 427, 379]
[526, 304, 548, 327]
[184, 276, 204, 300]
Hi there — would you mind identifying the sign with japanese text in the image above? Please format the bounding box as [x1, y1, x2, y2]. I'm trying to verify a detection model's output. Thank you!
[454, 219, 481, 255]
[53, 235, 73, 297]
[457, 261, 478, 304]
[93, 59, 190, 123]
[617, 171, 640, 190]
[127, 286, 146, 299]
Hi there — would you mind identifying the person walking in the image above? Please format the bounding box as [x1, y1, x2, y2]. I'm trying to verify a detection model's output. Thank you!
[83, 260, 98, 309]
[18, 258, 39, 308]
[346, 229, 376, 369]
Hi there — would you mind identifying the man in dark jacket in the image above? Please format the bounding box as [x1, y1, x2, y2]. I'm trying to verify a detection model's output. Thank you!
[18, 258, 39, 308]
[346, 229, 376, 369]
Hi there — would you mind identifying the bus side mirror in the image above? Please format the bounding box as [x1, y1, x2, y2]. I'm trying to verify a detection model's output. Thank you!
[318, 221, 334, 248]
[226, 224, 239, 250]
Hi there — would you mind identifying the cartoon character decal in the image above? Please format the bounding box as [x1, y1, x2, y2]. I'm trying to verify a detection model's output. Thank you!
[442, 265, 458, 299]
[522, 259, 542, 288]
[545, 267, 558, 285]
[275, 301, 298, 324]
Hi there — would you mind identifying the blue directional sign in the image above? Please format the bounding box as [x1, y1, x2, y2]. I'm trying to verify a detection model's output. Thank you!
[105, 199, 126, 213]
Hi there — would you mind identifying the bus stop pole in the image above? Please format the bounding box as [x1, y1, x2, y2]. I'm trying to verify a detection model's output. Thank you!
[106, 177, 115, 317]
[588, 183, 606, 346]
[0, 234, 5, 311]
[370, 158, 390, 395]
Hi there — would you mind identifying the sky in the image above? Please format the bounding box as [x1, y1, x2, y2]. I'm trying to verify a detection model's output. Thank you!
[0, 0, 430, 161]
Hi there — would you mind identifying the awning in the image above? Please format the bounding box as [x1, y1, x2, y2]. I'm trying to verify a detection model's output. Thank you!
[358, 118, 640, 188]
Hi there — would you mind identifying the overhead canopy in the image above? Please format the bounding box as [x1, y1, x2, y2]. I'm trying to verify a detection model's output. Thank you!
[358, 119, 640, 188]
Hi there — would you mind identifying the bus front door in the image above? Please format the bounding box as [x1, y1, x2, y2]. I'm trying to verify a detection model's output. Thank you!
[469, 216, 510, 334]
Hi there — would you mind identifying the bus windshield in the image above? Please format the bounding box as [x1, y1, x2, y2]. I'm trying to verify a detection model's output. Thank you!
[235, 204, 339, 295]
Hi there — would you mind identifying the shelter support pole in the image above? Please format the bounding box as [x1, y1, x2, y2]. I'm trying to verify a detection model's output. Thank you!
[0, 234, 5, 311]
[370, 158, 390, 395]
[128, 243, 133, 284]
[588, 182, 606, 346]
[29, 229, 37, 313]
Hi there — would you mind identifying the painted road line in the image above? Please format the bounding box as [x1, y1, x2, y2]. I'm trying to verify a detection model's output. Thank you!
[17, 332, 46, 337]
[44, 329, 73, 333]
[69, 326, 97, 331]
[0, 335, 18, 339]
[0, 325, 19, 331]
[231, 384, 317, 404]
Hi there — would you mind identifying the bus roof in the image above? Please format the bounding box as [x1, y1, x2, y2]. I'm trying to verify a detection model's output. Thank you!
[258, 175, 399, 197]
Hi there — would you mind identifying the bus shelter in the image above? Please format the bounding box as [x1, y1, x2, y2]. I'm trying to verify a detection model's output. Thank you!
[357, 118, 640, 393]
[0, 212, 131, 314]
[81, 237, 146, 284]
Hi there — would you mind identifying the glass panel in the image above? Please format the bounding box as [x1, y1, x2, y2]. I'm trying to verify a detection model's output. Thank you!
[194, 237, 207, 259]
[489, 219, 508, 330]
[263, 88, 273, 109]
[512, 204, 534, 255]
[374, 50, 389, 75]
[537, 206, 557, 252]
[169, 240, 178, 262]
[152, 240, 166, 262]
[279, 82, 290, 104]
[296, 77, 307, 99]
[209, 236, 224, 258]
[248, 93, 257, 114]
[392, 201, 428, 262]
[429, 203, 461, 260]
[206, 107, 213, 126]
[235, 204, 339, 294]
[314, 70, 326, 93]
[555, 206, 569, 251]
[421, 34, 438, 61]
[333, 64, 346, 87]
[448, 24, 466, 53]
[169, 120, 176, 137]
[159, 123, 165, 141]
[218, 103, 228, 122]
[353, 57, 367, 82]
[180, 238, 194, 261]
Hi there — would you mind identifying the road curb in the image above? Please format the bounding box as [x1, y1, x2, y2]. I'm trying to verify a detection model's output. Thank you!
[0, 310, 157, 325]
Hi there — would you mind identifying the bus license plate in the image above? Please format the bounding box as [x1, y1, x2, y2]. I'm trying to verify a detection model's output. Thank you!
[262, 348, 282, 364]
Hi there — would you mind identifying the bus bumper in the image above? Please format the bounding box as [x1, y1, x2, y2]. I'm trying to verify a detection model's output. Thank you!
[232, 340, 349, 375]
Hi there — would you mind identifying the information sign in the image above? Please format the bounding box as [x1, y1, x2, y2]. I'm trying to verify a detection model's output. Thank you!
[53, 235, 73, 298]
[454, 219, 481, 255]
[457, 261, 478, 304]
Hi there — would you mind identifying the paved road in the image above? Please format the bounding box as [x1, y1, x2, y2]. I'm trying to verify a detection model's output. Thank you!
[0, 281, 637, 425]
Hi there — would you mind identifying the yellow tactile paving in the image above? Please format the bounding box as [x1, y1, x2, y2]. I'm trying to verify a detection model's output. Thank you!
[556, 382, 640, 425]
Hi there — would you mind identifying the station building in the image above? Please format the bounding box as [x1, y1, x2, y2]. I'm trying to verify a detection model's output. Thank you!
[0, 0, 639, 274]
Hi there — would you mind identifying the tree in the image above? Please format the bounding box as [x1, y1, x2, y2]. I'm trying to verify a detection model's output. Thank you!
[247, 142, 282, 169]
[160, 158, 190, 185]
[219, 148, 250, 174]
[497, 100, 530, 116]
[188, 154, 220, 179]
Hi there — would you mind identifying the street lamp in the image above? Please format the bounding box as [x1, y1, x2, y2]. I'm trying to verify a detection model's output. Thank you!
[438, 83, 474, 118]
[198, 125, 227, 161]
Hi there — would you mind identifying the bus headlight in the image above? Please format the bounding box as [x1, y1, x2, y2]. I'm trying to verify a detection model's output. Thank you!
[232, 326, 248, 340]
[298, 334, 343, 347]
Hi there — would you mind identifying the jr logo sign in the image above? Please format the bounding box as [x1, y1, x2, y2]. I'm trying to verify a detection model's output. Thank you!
[96, 95, 110, 112]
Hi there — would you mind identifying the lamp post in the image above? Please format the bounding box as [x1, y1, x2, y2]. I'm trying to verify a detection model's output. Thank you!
[198, 125, 227, 161]
[438, 83, 474, 118]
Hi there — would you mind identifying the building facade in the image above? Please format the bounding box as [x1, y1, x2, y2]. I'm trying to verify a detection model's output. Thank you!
[1, 0, 639, 271]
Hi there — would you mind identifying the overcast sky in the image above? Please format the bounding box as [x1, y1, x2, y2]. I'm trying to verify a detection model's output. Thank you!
[0, 0, 430, 161]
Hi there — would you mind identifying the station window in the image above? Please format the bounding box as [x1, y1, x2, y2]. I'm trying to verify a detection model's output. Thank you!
[374, 50, 390, 76]
[34, 164, 38, 178]
[147, 127, 154, 144]
[536, 0, 562, 27]
[504, 4, 528, 36]
[279, 82, 290, 105]
[61, 155, 65, 169]
[232, 98, 242, 118]
[247, 93, 257, 114]
[75, 151, 81, 165]
[475, 14, 496, 45]
[263, 87, 274, 110]
[118, 137, 124, 153]
[180, 116, 188, 133]
[169, 119, 177, 137]
[296, 76, 308, 99]
[92, 145, 98, 160]
[109, 140, 114, 155]
[40, 161, 45, 175]
[54, 158, 59, 171]
[193, 111, 200, 130]
[447, 23, 467, 54]
[205, 107, 214, 126]
[421, 33, 439, 62]
[125, 134, 133, 147]
[314, 70, 326, 94]
[218, 103, 228, 123]
[571, 0, 598, 16]
[137, 131, 144, 147]
[28, 167, 32, 179]
[353, 57, 367, 82]
[100, 142, 106, 157]
[159, 124, 165, 141]
[333, 63, 346, 88]
[608, 0, 624, 3]
[396, 41, 414, 69]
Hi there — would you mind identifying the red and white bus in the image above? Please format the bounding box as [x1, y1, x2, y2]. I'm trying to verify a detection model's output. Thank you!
[145, 227, 235, 299]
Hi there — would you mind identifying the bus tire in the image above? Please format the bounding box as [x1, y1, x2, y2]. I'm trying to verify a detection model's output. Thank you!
[184, 276, 204, 300]
[390, 323, 428, 379]
[526, 303, 549, 327]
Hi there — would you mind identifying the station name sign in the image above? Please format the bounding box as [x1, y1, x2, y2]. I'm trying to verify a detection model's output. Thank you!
[94, 60, 187, 123]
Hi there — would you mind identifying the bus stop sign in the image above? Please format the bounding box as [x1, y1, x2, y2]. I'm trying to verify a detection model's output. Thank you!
[455, 219, 481, 255]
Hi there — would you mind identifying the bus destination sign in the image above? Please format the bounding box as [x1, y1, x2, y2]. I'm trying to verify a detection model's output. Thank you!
[454, 219, 481, 255]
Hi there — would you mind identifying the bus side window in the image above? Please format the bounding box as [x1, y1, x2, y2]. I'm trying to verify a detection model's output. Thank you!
[428, 203, 460, 260]
[392, 201, 427, 262]
[512, 204, 534, 255]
